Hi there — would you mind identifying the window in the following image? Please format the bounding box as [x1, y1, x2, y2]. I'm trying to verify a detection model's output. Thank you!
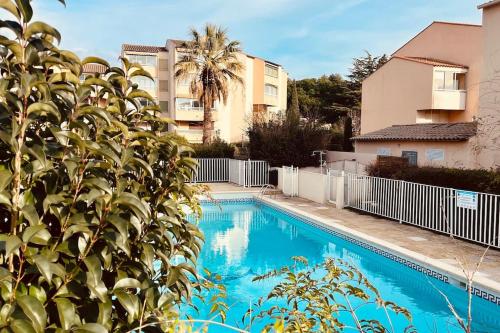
[127, 54, 156, 66]
[434, 71, 466, 90]
[377, 148, 391, 156]
[159, 101, 168, 113]
[265, 84, 278, 96]
[426, 149, 444, 161]
[402, 151, 418, 166]
[265, 63, 278, 77]
[138, 98, 155, 107]
[159, 80, 168, 92]
[176, 98, 201, 110]
[131, 76, 156, 90]
[159, 59, 168, 71]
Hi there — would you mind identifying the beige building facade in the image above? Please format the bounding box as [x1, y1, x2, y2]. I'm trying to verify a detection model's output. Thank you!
[354, 2, 500, 170]
[121, 41, 287, 143]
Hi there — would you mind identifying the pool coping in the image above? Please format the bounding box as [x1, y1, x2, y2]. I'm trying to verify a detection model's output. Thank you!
[250, 196, 500, 305]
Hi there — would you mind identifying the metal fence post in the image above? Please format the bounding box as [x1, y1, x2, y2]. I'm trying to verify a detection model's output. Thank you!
[398, 180, 404, 224]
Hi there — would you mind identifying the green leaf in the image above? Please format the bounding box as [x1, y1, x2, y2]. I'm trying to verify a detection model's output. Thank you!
[76, 106, 112, 126]
[0, 169, 12, 191]
[129, 68, 154, 81]
[54, 298, 76, 330]
[114, 192, 149, 220]
[24, 21, 61, 43]
[22, 225, 48, 244]
[128, 90, 155, 101]
[48, 71, 80, 86]
[141, 243, 154, 271]
[73, 323, 108, 333]
[16, 295, 46, 333]
[0, 0, 21, 20]
[0, 191, 11, 207]
[84, 256, 108, 302]
[96, 300, 112, 329]
[10, 319, 37, 333]
[20, 204, 39, 226]
[0, 235, 22, 257]
[114, 290, 140, 322]
[27, 102, 60, 121]
[83, 77, 113, 91]
[113, 278, 142, 290]
[14, 0, 32, 22]
[82, 56, 110, 68]
[81, 177, 112, 195]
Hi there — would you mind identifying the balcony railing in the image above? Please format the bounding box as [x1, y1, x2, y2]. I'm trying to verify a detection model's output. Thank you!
[432, 90, 466, 110]
[177, 106, 203, 112]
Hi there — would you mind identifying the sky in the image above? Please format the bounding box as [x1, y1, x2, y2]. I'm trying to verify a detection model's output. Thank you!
[26, 0, 483, 79]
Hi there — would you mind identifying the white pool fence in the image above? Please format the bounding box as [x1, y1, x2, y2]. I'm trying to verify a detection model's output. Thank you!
[279, 167, 500, 249]
[192, 158, 269, 187]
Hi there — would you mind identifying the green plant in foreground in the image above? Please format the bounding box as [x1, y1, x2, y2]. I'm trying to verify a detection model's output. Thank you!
[0, 0, 205, 331]
[247, 257, 416, 333]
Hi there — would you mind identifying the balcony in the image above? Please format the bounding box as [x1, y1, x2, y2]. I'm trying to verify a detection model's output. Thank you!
[432, 90, 466, 110]
[176, 129, 203, 143]
[175, 106, 217, 121]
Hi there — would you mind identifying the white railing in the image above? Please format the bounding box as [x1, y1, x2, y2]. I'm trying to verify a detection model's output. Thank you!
[345, 173, 500, 249]
[193, 158, 269, 187]
[193, 158, 230, 183]
[282, 166, 299, 197]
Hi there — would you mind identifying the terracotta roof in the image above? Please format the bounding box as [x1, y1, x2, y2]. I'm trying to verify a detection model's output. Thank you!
[393, 56, 468, 68]
[122, 44, 167, 53]
[82, 63, 107, 74]
[478, 0, 500, 9]
[352, 122, 477, 142]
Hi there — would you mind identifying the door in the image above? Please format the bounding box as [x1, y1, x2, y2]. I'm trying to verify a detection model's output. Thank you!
[402, 151, 418, 166]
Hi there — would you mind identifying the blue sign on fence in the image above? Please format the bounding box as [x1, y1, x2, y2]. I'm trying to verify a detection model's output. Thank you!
[456, 190, 478, 210]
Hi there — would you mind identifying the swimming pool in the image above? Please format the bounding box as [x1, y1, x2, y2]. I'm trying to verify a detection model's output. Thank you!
[187, 200, 500, 332]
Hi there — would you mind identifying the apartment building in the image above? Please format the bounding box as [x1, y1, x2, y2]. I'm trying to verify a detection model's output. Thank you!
[121, 41, 287, 143]
[352, 1, 500, 170]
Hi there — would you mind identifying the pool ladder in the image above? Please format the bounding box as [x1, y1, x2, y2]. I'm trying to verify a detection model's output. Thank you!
[258, 184, 278, 199]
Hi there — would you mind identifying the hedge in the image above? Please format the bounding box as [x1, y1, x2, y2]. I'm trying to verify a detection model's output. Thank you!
[367, 160, 500, 194]
[248, 121, 331, 167]
[192, 137, 235, 158]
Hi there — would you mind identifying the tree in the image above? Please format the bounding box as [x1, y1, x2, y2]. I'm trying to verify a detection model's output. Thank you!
[288, 75, 354, 124]
[347, 51, 388, 135]
[343, 116, 354, 152]
[286, 80, 300, 126]
[347, 51, 388, 88]
[0, 1, 204, 331]
[175, 24, 244, 144]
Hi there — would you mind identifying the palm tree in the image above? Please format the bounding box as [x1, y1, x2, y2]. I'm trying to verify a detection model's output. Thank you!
[175, 24, 244, 144]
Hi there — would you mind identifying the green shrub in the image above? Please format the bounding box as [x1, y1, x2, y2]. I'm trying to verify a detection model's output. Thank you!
[368, 160, 500, 194]
[192, 137, 235, 158]
[248, 120, 331, 167]
[0, 2, 205, 331]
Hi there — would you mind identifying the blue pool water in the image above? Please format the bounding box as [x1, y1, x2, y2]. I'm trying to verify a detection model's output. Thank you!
[187, 201, 500, 332]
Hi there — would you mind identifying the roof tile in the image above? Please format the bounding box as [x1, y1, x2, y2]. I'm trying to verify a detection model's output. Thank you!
[122, 44, 167, 53]
[352, 122, 477, 142]
[82, 63, 107, 74]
